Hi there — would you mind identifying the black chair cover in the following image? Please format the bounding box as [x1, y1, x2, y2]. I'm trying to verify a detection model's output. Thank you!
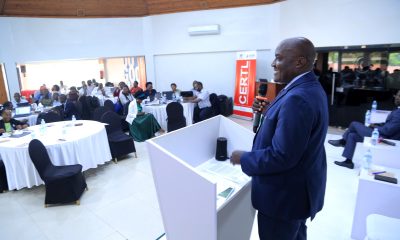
[104, 100, 115, 111]
[36, 111, 62, 124]
[209, 93, 220, 116]
[166, 102, 186, 132]
[0, 160, 8, 192]
[92, 107, 111, 122]
[28, 139, 87, 205]
[101, 111, 136, 159]
[78, 96, 91, 120]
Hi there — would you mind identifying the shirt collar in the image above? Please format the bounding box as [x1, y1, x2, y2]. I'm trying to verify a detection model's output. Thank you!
[284, 71, 311, 90]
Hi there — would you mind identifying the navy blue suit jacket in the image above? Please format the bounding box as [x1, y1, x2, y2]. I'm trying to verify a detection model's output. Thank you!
[63, 101, 80, 120]
[241, 72, 329, 220]
[378, 108, 400, 140]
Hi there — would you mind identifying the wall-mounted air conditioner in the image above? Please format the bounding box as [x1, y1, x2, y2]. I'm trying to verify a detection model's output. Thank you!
[188, 24, 220, 36]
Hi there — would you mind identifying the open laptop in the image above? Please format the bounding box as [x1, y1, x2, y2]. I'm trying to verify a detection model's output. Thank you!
[14, 106, 31, 118]
[162, 91, 174, 100]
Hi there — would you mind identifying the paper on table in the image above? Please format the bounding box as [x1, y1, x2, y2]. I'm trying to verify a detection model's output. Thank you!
[197, 159, 250, 186]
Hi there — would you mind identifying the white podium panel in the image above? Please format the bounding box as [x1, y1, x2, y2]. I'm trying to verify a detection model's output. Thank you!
[147, 116, 255, 240]
[353, 137, 400, 169]
[351, 167, 400, 240]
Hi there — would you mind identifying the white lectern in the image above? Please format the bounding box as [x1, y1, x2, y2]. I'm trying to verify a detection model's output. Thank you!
[147, 116, 256, 240]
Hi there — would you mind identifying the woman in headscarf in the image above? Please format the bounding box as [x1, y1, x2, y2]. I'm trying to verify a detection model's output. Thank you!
[126, 90, 164, 142]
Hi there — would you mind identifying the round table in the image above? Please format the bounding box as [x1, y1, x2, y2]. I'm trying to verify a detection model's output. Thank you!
[0, 120, 112, 190]
[142, 102, 195, 131]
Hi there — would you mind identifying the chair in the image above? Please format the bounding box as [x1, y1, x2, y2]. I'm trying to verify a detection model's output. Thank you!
[209, 93, 220, 117]
[28, 139, 87, 207]
[92, 107, 110, 122]
[121, 102, 131, 132]
[0, 160, 8, 193]
[36, 111, 62, 124]
[101, 111, 137, 162]
[166, 102, 186, 132]
[104, 99, 114, 111]
[78, 96, 91, 120]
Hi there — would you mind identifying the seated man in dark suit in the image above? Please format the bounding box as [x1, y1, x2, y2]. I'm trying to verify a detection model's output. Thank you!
[62, 94, 80, 120]
[143, 82, 157, 98]
[0, 110, 29, 135]
[329, 90, 400, 169]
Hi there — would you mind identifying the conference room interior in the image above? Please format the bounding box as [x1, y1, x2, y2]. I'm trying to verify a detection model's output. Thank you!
[0, 0, 400, 240]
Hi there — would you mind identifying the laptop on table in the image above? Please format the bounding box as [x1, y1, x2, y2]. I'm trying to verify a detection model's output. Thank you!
[14, 106, 31, 118]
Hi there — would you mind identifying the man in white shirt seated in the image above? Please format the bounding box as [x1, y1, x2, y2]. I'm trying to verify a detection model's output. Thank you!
[12, 92, 28, 107]
[190, 81, 213, 123]
[191, 80, 199, 95]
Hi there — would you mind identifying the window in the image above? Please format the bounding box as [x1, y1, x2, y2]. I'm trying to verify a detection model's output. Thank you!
[328, 52, 339, 72]
[388, 52, 400, 73]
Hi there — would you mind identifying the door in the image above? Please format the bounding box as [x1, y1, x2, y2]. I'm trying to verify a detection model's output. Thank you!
[0, 64, 9, 103]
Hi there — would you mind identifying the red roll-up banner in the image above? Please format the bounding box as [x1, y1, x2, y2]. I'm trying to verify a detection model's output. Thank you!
[233, 51, 257, 119]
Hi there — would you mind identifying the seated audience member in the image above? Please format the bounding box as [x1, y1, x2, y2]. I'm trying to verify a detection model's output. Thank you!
[92, 79, 99, 87]
[2, 101, 14, 110]
[105, 82, 114, 87]
[34, 85, 52, 103]
[40, 88, 53, 107]
[130, 81, 142, 95]
[68, 87, 79, 102]
[12, 92, 28, 106]
[114, 82, 126, 97]
[52, 92, 61, 107]
[63, 93, 80, 120]
[79, 81, 88, 96]
[126, 91, 163, 142]
[51, 84, 60, 94]
[190, 82, 212, 123]
[119, 85, 134, 106]
[0, 110, 29, 135]
[252, 84, 269, 133]
[86, 79, 95, 95]
[171, 83, 181, 98]
[191, 80, 199, 95]
[92, 83, 106, 97]
[144, 82, 157, 98]
[329, 90, 400, 169]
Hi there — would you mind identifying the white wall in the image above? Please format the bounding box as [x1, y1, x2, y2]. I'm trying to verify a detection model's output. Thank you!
[148, 5, 280, 95]
[1, 0, 400, 98]
[0, 17, 144, 95]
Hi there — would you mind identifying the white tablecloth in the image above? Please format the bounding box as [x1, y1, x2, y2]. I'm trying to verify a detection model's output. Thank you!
[143, 102, 195, 131]
[0, 120, 112, 190]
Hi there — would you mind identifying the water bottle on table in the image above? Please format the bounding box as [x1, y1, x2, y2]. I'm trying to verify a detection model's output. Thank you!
[364, 110, 371, 127]
[371, 100, 377, 112]
[72, 115, 76, 125]
[40, 119, 46, 135]
[371, 128, 379, 145]
[362, 149, 372, 170]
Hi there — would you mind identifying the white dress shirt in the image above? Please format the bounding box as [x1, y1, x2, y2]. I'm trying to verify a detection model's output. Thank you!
[195, 89, 212, 109]
[12, 98, 28, 106]
[119, 92, 134, 106]
[126, 100, 140, 124]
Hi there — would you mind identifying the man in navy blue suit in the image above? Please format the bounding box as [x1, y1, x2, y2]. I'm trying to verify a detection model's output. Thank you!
[329, 90, 400, 169]
[231, 37, 328, 240]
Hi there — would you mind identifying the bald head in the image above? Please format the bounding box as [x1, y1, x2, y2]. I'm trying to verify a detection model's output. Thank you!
[272, 37, 316, 83]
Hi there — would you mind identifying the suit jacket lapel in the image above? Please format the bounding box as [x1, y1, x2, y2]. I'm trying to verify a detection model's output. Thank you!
[254, 72, 317, 138]
[264, 72, 317, 115]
